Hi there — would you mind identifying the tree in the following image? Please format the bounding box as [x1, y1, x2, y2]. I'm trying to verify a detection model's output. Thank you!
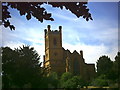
[60, 72, 85, 88]
[2, 2, 93, 30]
[96, 55, 113, 76]
[113, 52, 120, 87]
[94, 54, 119, 88]
[60, 72, 72, 84]
[90, 74, 108, 87]
[2, 47, 15, 88]
[47, 72, 59, 88]
[2, 46, 45, 88]
[106, 52, 119, 82]
[68, 76, 85, 88]
[114, 52, 120, 78]
[60, 72, 73, 88]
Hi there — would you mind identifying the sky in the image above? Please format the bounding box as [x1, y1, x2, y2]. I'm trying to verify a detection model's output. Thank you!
[1, 2, 119, 66]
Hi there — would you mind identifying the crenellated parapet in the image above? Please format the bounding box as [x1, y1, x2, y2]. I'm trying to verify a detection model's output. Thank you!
[44, 25, 62, 36]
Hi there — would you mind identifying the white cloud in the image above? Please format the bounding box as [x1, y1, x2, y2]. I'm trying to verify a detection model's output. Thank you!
[3, 41, 24, 49]
[61, 17, 118, 48]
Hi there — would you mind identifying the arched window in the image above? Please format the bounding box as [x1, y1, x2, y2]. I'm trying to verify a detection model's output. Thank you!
[73, 59, 80, 75]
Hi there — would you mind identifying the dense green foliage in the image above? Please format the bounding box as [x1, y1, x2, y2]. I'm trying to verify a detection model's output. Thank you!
[91, 53, 119, 87]
[47, 72, 59, 88]
[97, 56, 113, 76]
[60, 72, 86, 88]
[2, 46, 45, 88]
[91, 74, 108, 87]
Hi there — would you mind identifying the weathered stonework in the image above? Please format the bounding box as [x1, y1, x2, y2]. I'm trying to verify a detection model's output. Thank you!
[43, 25, 95, 81]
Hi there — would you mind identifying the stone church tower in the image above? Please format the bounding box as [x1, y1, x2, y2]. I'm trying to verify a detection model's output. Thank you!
[44, 25, 65, 75]
[43, 25, 95, 80]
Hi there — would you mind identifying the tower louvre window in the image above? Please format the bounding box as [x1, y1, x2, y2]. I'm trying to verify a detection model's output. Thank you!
[53, 38, 57, 46]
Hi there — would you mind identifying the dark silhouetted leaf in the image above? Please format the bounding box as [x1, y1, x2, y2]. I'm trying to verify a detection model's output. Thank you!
[26, 13, 31, 20]
[9, 25, 15, 30]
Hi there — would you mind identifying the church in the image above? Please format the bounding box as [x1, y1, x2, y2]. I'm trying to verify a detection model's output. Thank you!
[43, 25, 95, 81]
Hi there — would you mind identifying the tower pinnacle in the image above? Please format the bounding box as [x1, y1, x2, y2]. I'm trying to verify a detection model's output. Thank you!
[47, 25, 51, 31]
[59, 26, 62, 30]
